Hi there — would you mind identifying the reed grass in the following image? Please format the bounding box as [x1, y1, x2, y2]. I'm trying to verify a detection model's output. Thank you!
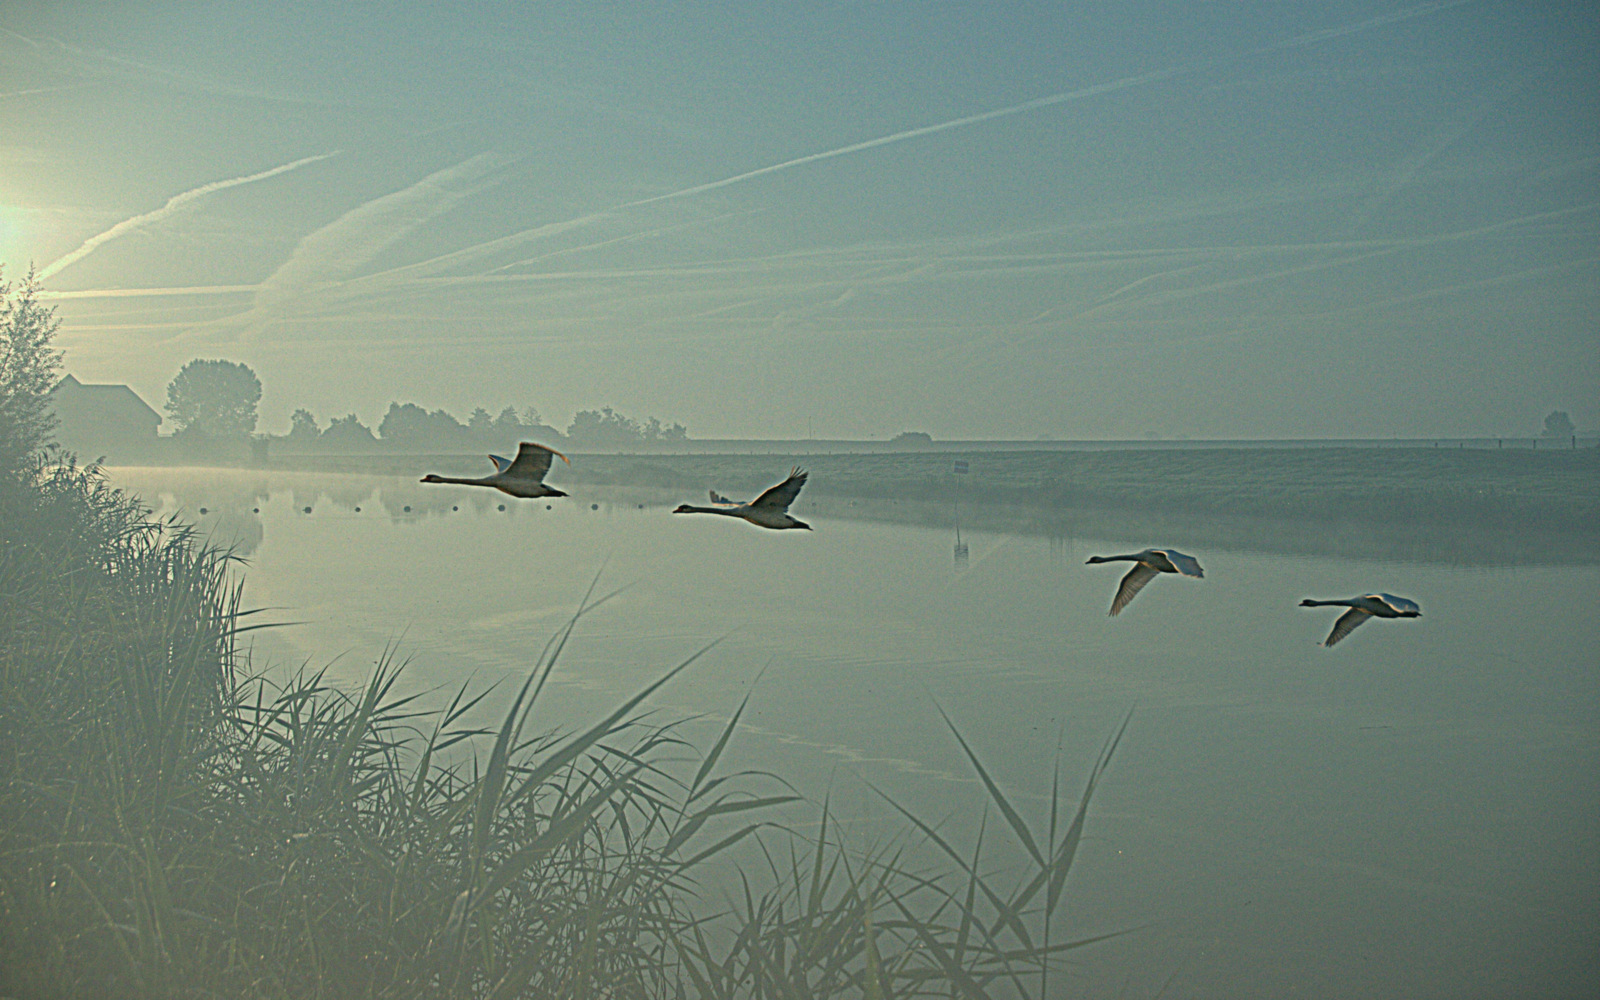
[1, 458, 1126, 998]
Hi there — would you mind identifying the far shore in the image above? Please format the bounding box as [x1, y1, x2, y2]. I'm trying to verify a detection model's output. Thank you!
[104, 445, 1599, 567]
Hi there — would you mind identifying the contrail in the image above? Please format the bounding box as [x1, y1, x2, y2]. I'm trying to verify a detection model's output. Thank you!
[2, 26, 337, 107]
[0, 85, 78, 100]
[620, 65, 1194, 212]
[620, 0, 1474, 211]
[0, 27, 42, 49]
[365, 0, 1472, 287]
[348, 65, 1191, 287]
[40, 152, 338, 279]
[1347, 71, 1528, 232]
[1255, 0, 1475, 54]
[38, 284, 258, 301]
[237, 152, 512, 339]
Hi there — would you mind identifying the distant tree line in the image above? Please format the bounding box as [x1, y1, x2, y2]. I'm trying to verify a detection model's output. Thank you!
[281, 401, 688, 451]
[139, 357, 691, 453]
[42, 350, 1585, 462]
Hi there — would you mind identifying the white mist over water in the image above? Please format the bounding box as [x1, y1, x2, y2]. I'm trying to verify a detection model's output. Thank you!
[112, 467, 1599, 998]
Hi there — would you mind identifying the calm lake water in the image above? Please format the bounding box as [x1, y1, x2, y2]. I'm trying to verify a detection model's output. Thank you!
[111, 466, 1599, 999]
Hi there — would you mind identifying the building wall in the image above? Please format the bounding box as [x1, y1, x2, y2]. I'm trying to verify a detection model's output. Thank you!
[48, 376, 165, 463]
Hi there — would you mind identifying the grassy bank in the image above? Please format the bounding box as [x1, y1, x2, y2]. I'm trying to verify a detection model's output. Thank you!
[0, 460, 1122, 999]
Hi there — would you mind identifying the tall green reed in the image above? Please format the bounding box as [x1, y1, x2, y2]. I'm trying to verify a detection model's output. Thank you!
[2, 459, 1129, 998]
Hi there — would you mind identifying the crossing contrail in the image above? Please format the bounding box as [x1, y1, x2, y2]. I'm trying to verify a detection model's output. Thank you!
[366, 0, 1473, 287]
[238, 152, 512, 339]
[39, 152, 338, 280]
[621, 0, 1474, 212]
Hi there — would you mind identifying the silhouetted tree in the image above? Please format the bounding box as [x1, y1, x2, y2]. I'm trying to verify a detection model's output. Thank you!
[567, 407, 640, 446]
[1542, 410, 1575, 438]
[288, 408, 319, 441]
[165, 359, 261, 438]
[321, 414, 377, 449]
[565, 406, 687, 447]
[378, 402, 471, 448]
[494, 406, 522, 437]
[0, 267, 62, 472]
[467, 407, 493, 437]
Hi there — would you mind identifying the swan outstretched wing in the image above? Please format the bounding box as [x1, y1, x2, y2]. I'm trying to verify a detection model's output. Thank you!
[1156, 549, 1205, 578]
[488, 454, 513, 473]
[1323, 608, 1372, 647]
[709, 490, 743, 506]
[504, 441, 569, 481]
[751, 467, 807, 511]
[1109, 563, 1159, 617]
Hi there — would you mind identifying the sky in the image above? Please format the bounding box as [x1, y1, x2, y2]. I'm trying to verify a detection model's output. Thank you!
[1, 1, 1595, 439]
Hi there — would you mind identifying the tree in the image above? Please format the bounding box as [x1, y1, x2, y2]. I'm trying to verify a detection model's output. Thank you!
[0, 266, 63, 472]
[494, 406, 523, 437]
[288, 408, 319, 441]
[565, 406, 686, 447]
[165, 359, 261, 438]
[1542, 410, 1575, 438]
[378, 402, 470, 448]
[321, 414, 377, 449]
[567, 406, 641, 447]
[378, 402, 431, 443]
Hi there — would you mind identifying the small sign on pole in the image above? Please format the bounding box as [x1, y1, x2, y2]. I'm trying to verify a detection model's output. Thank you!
[953, 460, 969, 475]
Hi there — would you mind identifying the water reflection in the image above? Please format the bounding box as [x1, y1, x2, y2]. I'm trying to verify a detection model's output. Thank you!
[100, 466, 1600, 999]
[847, 494, 1598, 568]
[952, 495, 969, 568]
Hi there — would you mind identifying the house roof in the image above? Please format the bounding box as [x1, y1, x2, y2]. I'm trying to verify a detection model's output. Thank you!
[50, 374, 163, 424]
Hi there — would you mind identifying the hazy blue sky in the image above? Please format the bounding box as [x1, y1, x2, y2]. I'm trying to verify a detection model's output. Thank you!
[2, 1, 1595, 438]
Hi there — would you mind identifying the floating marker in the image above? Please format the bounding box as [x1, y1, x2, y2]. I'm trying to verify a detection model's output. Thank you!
[302, 506, 312, 514]
[498, 504, 506, 511]
[198, 507, 208, 514]
[545, 504, 552, 510]
[354, 506, 361, 512]
[252, 507, 260, 514]
[591, 504, 599, 510]
[403, 505, 411, 512]
[452, 505, 458, 511]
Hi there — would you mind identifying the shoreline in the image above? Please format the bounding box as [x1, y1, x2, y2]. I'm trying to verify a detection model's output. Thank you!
[106, 446, 1600, 566]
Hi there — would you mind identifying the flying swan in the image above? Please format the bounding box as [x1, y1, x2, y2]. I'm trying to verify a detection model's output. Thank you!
[673, 467, 811, 530]
[420, 441, 570, 499]
[1299, 593, 1421, 647]
[1085, 548, 1205, 616]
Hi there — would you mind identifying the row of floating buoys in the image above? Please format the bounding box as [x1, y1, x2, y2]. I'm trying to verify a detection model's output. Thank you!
[189, 501, 623, 516]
